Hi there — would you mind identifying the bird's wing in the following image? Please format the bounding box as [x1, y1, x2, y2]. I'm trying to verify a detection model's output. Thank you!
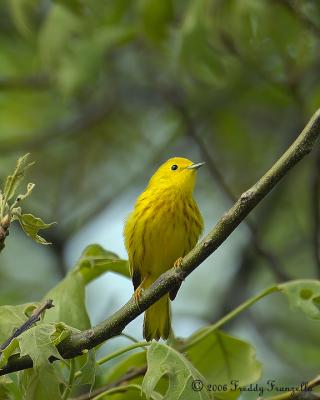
[131, 268, 142, 290]
[124, 211, 143, 290]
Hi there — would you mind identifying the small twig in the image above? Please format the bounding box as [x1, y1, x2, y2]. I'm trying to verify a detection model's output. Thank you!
[120, 333, 140, 343]
[97, 341, 149, 366]
[70, 366, 147, 400]
[0, 214, 11, 253]
[0, 299, 54, 351]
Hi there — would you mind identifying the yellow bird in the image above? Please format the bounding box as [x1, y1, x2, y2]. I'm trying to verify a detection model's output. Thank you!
[124, 157, 204, 341]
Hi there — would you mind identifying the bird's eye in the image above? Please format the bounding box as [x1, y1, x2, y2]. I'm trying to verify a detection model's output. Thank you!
[171, 164, 178, 171]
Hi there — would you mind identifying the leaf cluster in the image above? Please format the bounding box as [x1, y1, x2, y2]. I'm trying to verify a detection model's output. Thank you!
[0, 241, 129, 399]
[0, 154, 54, 248]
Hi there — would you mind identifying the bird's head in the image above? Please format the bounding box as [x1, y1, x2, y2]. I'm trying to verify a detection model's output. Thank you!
[148, 157, 204, 194]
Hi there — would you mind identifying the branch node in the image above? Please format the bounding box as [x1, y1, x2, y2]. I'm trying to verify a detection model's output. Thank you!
[84, 329, 95, 340]
[240, 189, 254, 203]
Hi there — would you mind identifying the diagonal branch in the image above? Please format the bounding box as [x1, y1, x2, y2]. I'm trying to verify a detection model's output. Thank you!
[1, 109, 320, 375]
[172, 96, 290, 281]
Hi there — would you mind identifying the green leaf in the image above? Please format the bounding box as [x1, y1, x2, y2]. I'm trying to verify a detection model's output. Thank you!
[142, 342, 213, 400]
[18, 324, 64, 365]
[42, 245, 127, 351]
[0, 303, 39, 368]
[185, 330, 262, 399]
[0, 303, 39, 343]
[0, 376, 14, 400]
[76, 349, 96, 386]
[75, 244, 130, 284]
[39, 4, 80, 68]
[42, 271, 90, 330]
[22, 366, 62, 400]
[279, 279, 320, 320]
[18, 323, 71, 400]
[7, 0, 36, 37]
[0, 338, 19, 369]
[103, 350, 146, 385]
[3, 154, 34, 203]
[10, 182, 35, 210]
[43, 274, 96, 386]
[56, 25, 136, 94]
[41, 262, 95, 387]
[16, 213, 56, 245]
[102, 351, 150, 400]
[50, 322, 74, 346]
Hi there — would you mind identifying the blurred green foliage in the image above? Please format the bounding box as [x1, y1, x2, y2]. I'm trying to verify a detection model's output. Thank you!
[0, 0, 320, 399]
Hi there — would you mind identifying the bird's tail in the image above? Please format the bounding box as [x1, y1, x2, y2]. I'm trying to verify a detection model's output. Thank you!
[143, 295, 171, 341]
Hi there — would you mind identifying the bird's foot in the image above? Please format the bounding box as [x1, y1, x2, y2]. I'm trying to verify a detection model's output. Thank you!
[133, 286, 143, 304]
[174, 257, 183, 269]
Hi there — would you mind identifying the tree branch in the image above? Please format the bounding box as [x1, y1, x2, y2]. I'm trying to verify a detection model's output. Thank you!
[1, 109, 320, 375]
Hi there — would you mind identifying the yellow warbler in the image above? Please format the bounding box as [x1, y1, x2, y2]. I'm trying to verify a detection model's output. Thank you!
[124, 157, 204, 341]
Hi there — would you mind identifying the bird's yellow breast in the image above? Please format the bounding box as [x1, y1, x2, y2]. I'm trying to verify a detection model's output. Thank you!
[124, 186, 203, 283]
